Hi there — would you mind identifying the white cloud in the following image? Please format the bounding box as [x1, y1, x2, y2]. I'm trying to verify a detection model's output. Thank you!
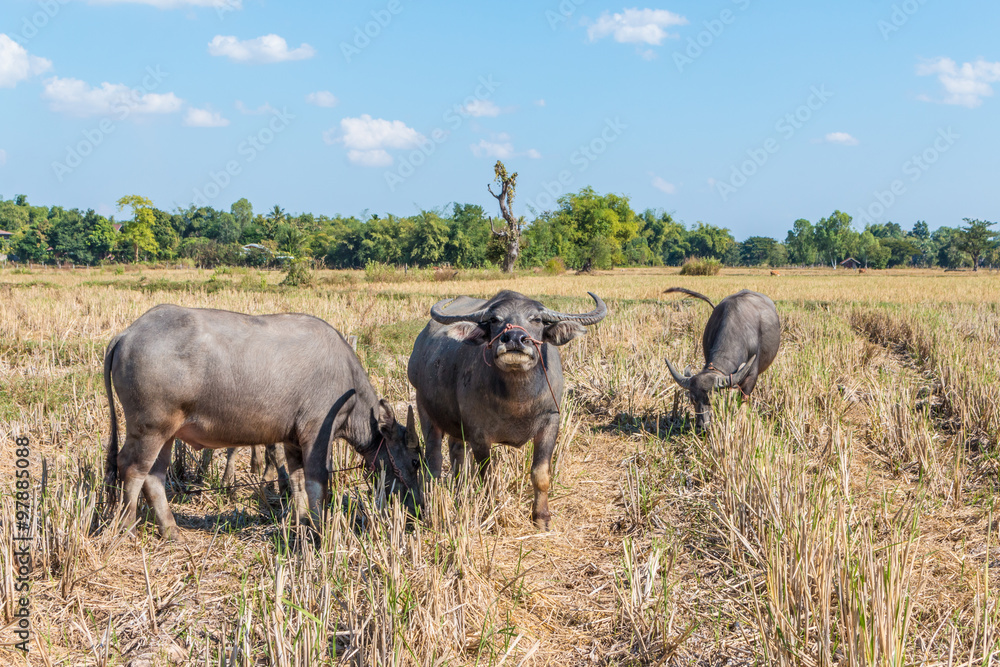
[824, 132, 858, 146]
[42, 76, 183, 116]
[327, 114, 424, 166]
[84, 0, 241, 7]
[461, 99, 501, 117]
[471, 139, 514, 159]
[184, 107, 229, 127]
[306, 90, 339, 108]
[917, 57, 1000, 108]
[0, 34, 52, 88]
[336, 115, 423, 150]
[587, 8, 687, 45]
[470, 138, 540, 160]
[208, 34, 315, 64]
[534, 99, 546, 107]
[651, 175, 675, 194]
[0, 149, 6, 166]
[347, 149, 393, 167]
[235, 100, 277, 115]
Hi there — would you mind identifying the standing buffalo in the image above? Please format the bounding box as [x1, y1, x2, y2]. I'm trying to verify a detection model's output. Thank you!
[103, 304, 422, 540]
[663, 287, 780, 429]
[407, 290, 607, 529]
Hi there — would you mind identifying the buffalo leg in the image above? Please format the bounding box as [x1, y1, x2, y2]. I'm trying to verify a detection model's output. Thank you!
[451, 437, 480, 481]
[222, 447, 239, 492]
[198, 448, 214, 482]
[472, 440, 491, 480]
[250, 445, 265, 476]
[303, 437, 330, 529]
[418, 404, 443, 477]
[264, 443, 290, 496]
[530, 419, 560, 531]
[119, 433, 170, 535]
[282, 445, 312, 527]
[142, 440, 180, 540]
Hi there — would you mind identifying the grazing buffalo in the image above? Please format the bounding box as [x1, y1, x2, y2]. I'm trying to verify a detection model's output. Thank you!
[407, 290, 607, 529]
[663, 287, 780, 429]
[103, 304, 422, 540]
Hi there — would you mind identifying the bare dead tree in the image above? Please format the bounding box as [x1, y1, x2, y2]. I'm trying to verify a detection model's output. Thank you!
[487, 160, 523, 273]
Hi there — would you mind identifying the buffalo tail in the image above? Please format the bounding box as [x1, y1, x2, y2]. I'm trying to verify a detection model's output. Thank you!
[103, 335, 121, 506]
[663, 286, 715, 309]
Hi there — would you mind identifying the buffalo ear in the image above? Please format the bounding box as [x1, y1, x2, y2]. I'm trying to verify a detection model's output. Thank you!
[732, 355, 757, 385]
[376, 399, 396, 437]
[542, 321, 587, 346]
[446, 322, 487, 344]
[405, 405, 420, 451]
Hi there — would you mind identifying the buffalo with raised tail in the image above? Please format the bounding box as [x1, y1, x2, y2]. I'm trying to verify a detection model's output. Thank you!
[407, 290, 607, 530]
[663, 287, 780, 429]
[103, 304, 422, 540]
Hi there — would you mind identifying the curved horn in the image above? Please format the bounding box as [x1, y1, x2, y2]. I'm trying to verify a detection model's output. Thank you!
[539, 292, 608, 326]
[429, 297, 489, 325]
[665, 357, 692, 390]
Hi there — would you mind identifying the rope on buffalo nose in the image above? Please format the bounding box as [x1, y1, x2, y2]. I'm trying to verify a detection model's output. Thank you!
[483, 323, 560, 414]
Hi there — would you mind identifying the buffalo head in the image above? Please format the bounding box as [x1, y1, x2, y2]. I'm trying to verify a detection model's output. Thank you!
[664, 355, 756, 429]
[430, 290, 607, 373]
[366, 400, 424, 513]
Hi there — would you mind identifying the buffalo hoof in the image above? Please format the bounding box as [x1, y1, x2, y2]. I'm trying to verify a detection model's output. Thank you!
[161, 525, 182, 542]
[532, 513, 551, 531]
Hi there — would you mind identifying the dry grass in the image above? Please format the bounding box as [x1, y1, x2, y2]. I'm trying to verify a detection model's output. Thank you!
[2, 265, 1000, 665]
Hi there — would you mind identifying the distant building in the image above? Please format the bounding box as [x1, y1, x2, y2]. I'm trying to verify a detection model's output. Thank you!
[0, 229, 11, 240]
[839, 257, 861, 270]
[112, 223, 123, 233]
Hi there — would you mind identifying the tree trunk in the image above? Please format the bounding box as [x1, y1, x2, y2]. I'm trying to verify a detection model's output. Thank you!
[503, 236, 519, 273]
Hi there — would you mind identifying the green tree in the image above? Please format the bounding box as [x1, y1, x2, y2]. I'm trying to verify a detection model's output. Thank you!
[955, 218, 998, 271]
[85, 210, 118, 261]
[276, 223, 307, 257]
[0, 196, 30, 233]
[264, 205, 286, 238]
[856, 230, 879, 268]
[739, 236, 777, 266]
[11, 225, 49, 262]
[814, 210, 853, 268]
[406, 211, 450, 266]
[152, 209, 181, 259]
[686, 222, 734, 261]
[932, 227, 969, 269]
[785, 218, 818, 265]
[231, 198, 253, 233]
[446, 203, 492, 267]
[767, 243, 788, 267]
[116, 195, 159, 262]
[549, 187, 638, 269]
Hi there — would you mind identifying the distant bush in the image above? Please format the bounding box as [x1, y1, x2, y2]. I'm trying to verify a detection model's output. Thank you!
[365, 261, 401, 283]
[281, 259, 314, 287]
[679, 257, 722, 276]
[543, 257, 566, 275]
[318, 272, 358, 287]
[433, 266, 458, 281]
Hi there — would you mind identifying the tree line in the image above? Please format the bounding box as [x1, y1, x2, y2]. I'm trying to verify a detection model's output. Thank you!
[1, 187, 996, 271]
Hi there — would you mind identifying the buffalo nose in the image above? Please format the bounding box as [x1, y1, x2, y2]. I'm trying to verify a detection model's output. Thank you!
[501, 328, 527, 346]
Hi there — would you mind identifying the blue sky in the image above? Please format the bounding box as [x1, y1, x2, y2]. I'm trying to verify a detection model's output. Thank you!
[1, 0, 997, 239]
